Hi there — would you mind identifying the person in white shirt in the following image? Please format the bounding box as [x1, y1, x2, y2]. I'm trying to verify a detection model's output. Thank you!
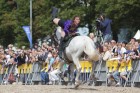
[111, 40, 118, 53]
[120, 41, 127, 58]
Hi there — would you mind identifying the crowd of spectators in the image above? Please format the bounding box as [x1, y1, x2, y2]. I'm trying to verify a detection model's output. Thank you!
[0, 41, 60, 84]
[90, 33, 140, 87]
[0, 34, 140, 86]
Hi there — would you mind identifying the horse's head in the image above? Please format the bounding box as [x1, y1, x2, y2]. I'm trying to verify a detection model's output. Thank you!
[94, 41, 103, 54]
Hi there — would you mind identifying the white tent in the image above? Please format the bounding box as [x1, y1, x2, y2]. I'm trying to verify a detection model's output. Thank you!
[134, 30, 140, 40]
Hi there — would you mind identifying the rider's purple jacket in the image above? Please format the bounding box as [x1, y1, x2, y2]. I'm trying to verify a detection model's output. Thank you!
[63, 20, 77, 35]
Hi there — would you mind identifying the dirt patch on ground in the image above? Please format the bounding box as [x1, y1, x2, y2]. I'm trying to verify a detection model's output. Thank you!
[0, 85, 139, 93]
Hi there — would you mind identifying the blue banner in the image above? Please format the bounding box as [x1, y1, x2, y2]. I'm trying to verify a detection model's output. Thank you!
[22, 26, 32, 48]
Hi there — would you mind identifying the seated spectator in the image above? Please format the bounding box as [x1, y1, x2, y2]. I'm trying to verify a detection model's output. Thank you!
[102, 45, 112, 61]
[120, 41, 127, 58]
[129, 38, 136, 45]
[107, 52, 121, 87]
[130, 44, 139, 59]
[119, 55, 131, 82]
[0, 52, 6, 74]
[40, 66, 49, 85]
[89, 33, 95, 42]
[135, 41, 140, 50]
[17, 52, 26, 66]
[41, 51, 60, 85]
[111, 40, 117, 53]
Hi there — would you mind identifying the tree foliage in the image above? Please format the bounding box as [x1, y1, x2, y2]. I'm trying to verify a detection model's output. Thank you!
[0, 0, 140, 47]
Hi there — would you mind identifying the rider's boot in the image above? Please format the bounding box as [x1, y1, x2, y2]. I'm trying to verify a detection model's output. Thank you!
[51, 7, 59, 21]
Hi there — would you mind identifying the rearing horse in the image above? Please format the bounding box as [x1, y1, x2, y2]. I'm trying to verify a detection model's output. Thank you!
[54, 26, 100, 88]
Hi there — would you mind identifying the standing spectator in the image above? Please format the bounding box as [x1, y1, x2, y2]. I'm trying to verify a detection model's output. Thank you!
[96, 14, 112, 43]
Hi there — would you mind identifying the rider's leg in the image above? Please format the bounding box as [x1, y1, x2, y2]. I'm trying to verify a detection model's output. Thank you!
[58, 37, 64, 60]
[52, 6, 66, 60]
[58, 30, 65, 60]
[53, 18, 60, 25]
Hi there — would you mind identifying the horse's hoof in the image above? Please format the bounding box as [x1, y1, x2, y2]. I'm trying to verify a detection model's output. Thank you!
[94, 77, 99, 82]
[74, 81, 81, 89]
[61, 81, 68, 86]
[82, 81, 87, 85]
[74, 84, 80, 89]
[88, 82, 93, 86]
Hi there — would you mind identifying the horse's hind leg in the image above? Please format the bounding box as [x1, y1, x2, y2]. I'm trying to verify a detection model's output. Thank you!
[56, 62, 68, 85]
[72, 56, 82, 88]
[69, 63, 75, 85]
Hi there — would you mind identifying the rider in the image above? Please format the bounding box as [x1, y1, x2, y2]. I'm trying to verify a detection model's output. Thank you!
[52, 8, 81, 60]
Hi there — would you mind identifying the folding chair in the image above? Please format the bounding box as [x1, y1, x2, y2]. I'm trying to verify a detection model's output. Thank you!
[119, 60, 129, 86]
[1, 66, 9, 85]
[85, 61, 92, 82]
[112, 60, 119, 72]
[95, 59, 103, 79]
[106, 60, 113, 86]
[30, 62, 41, 85]
[124, 59, 132, 87]
[79, 61, 85, 81]
[25, 63, 34, 85]
[132, 60, 140, 87]
[1, 64, 15, 85]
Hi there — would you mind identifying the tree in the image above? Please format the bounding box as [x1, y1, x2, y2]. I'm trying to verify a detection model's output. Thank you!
[95, 0, 140, 39]
[0, 0, 140, 47]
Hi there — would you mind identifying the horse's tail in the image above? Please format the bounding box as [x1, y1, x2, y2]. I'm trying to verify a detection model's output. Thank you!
[83, 36, 100, 61]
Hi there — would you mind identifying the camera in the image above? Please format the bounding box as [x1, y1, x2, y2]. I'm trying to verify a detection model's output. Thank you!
[95, 18, 101, 30]
[96, 18, 101, 23]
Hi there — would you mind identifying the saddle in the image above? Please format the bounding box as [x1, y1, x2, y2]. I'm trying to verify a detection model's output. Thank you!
[63, 33, 79, 50]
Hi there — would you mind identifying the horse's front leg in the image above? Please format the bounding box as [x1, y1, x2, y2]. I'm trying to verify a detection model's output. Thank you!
[56, 61, 68, 85]
[69, 63, 75, 85]
[58, 61, 65, 72]
[88, 61, 98, 86]
[72, 56, 82, 88]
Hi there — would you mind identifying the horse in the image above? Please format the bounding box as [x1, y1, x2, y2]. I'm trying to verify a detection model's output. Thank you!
[53, 26, 100, 88]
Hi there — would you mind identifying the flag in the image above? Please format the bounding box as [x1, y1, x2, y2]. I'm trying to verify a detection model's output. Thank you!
[22, 26, 32, 48]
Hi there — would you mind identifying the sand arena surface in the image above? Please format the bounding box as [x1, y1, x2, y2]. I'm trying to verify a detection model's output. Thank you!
[0, 85, 139, 93]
